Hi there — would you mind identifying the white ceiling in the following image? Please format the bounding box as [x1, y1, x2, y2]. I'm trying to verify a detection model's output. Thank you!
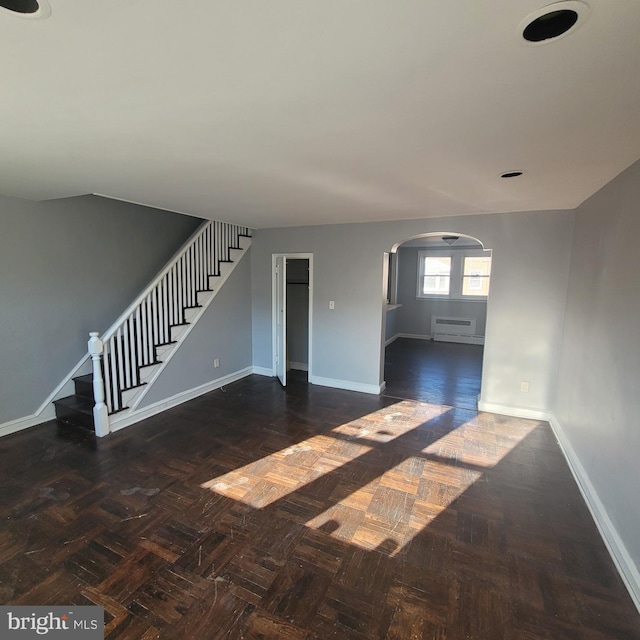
[2, 0, 640, 228]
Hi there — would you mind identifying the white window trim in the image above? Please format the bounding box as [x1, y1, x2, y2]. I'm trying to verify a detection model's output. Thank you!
[417, 248, 491, 301]
[417, 254, 452, 297]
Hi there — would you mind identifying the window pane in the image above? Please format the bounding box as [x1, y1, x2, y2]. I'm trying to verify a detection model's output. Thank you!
[463, 256, 491, 276]
[424, 256, 451, 276]
[423, 275, 450, 294]
[422, 257, 451, 295]
[462, 276, 490, 296]
[462, 256, 491, 296]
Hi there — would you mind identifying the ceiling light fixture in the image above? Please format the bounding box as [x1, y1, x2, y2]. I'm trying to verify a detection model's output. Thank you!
[524, 9, 577, 41]
[520, 1, 590, 45]
[500, 171, 524, 178]
[442, 236, 459, 246]
[0, 0, 51, 18]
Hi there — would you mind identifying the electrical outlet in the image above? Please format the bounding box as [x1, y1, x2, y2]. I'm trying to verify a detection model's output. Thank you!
[520, 381, 530, 392]
[214, 358, 220, 368]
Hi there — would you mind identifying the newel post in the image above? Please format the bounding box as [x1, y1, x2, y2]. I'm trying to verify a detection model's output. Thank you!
[88, 332, 110, 437]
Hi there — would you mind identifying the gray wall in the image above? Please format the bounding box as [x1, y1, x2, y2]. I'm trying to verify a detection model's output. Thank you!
[251, 208, 574, 410]
[0, 194, 201, 424]
[139, 249, 253, 406]
[395, 247, 488, 337]
[554, 159, 640, 569]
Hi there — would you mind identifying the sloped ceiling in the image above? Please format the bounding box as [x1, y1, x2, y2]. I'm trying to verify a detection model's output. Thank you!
[2, 0, 639, 228]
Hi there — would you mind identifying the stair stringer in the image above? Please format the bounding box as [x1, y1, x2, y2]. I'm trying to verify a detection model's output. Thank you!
[111, 237, 252, 423]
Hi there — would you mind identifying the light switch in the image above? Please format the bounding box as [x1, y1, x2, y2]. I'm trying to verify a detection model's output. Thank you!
[329, 300, 335, 310]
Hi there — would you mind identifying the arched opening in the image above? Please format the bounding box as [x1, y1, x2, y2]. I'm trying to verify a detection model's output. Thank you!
[382, 232, 491, 409]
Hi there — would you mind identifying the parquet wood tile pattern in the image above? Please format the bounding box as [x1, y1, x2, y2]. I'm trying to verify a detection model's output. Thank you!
[1, 374, 639, 639]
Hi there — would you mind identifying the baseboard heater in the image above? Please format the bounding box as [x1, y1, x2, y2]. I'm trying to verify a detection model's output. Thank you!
[431, 316, 484, 345]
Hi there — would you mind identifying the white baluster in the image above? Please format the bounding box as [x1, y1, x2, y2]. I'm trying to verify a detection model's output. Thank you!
[88, 332, 109, 437]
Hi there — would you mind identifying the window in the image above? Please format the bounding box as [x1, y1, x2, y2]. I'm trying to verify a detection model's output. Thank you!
[462, 256, 491, 296]
[420, 256, 451, 295]
[417, 249, 491, 299]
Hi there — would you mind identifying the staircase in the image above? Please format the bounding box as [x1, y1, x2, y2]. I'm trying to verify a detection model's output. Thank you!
[53, 221, 251, 435]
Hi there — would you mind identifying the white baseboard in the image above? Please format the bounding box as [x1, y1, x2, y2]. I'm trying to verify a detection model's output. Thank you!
[309, 374, 383, 395]
[289, 362, 308, 372]
[548, 413, 640, 613]
[251, 366, 274, 377]
[385, 334, 399, 346]
[0, 405, 56, 438]
[477, 400, 550, 421]
[109, 367, 254, 433]
[396, 333, 432, 341]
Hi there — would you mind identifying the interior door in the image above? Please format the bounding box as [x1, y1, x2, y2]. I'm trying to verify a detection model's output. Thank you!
[275, 256, 287, 387]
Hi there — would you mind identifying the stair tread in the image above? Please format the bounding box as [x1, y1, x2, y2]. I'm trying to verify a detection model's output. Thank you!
[74, 373, 93, 384]
[54, 394, 94, 415]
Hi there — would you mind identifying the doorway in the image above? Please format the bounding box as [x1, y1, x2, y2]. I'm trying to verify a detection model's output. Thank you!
[272, 254, 313, 386]
[382, 233, 491, 409]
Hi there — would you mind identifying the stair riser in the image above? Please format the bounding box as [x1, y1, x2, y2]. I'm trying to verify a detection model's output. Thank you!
[55, 406, 94, 431]
[170, 324, 191, 342]
[74, 378, 94, 399]
[139, 362, 162, 384]
[184, 307, 200, 323]
[121, 386, 145, 407]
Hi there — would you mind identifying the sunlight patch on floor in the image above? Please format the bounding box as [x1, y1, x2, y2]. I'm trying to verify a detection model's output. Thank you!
[200, 400, 541, 555]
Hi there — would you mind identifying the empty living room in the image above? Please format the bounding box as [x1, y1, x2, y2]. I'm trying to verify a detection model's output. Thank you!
[1, 1, 640, 638]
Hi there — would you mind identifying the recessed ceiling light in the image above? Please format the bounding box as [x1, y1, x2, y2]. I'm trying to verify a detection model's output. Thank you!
[520, 1, 590, 45]
[524, 10, 578, 42]
[0, 0, 51, 19]
[500, 171, 524, 178]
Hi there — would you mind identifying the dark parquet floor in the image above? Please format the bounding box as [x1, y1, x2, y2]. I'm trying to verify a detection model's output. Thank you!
[384, 338, 484, 409]
[1, 370, 639, 639]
